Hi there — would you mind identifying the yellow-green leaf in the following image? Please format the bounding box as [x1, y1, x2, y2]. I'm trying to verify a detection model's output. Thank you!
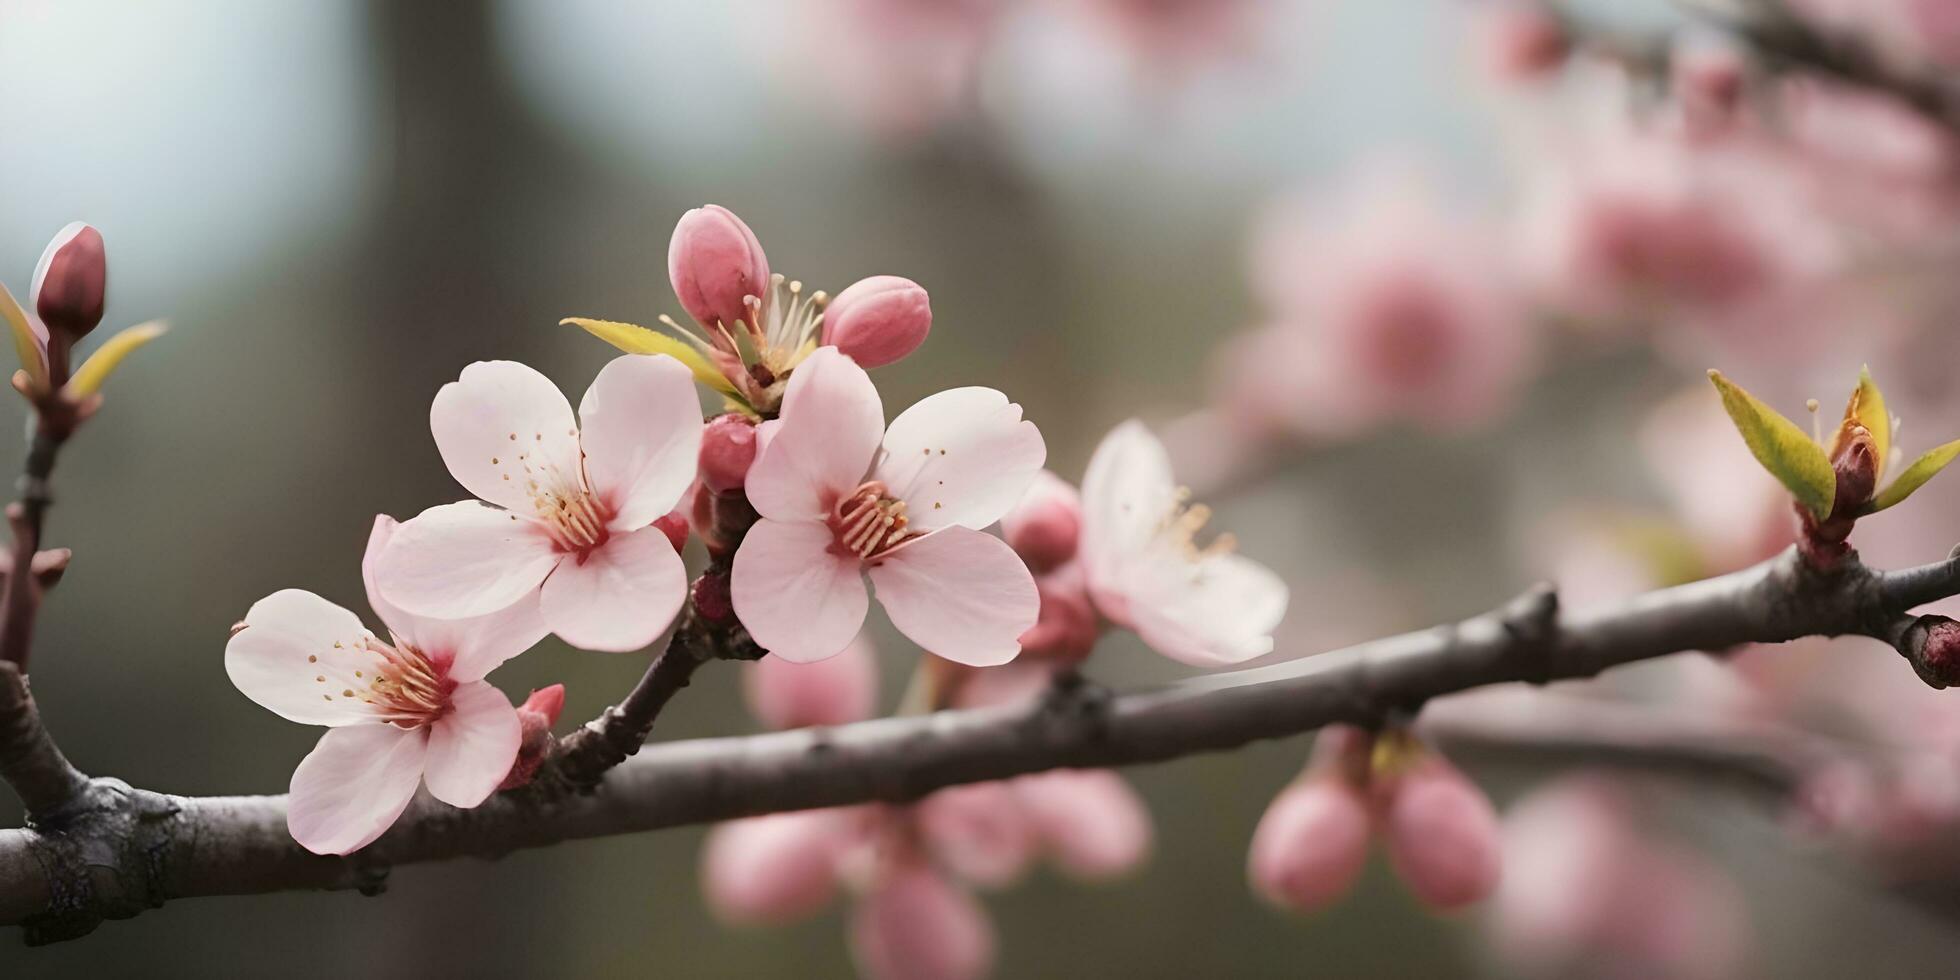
[1867, 437, 1960, 513]
[1835, 365, 1891, 480]
[0, 281, 44, 386]
[1709, 370, 1835, 521]
[65, 320, 167, 396]
[563, 317, 736, 397]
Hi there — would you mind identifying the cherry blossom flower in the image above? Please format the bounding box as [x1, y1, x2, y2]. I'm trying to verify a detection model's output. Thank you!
[1077, 420, 1286, 666]
[226, 516, 547, 855]
[376, 355, 703, 653]
[731, 346, 1043, 666]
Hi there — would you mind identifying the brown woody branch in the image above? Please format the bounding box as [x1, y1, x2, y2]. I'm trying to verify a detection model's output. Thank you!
[2, 544, 1957, 943]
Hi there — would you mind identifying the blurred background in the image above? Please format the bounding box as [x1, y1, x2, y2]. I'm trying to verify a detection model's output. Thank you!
[7, 0, 1960, 976]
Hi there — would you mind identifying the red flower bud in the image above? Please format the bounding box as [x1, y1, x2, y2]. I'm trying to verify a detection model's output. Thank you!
[31, 222, 106, 345]
[669, 205, 770, 331]
[499, 684, 567, 791]
[693, 568, 736, 625]
[1911, 615, 1960, 689]
[701, 413, 759, 494]
[822, 275, 931, 368]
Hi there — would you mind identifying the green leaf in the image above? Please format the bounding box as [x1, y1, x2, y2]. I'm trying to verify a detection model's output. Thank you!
[1708, 370, 1835, 521]
[65, 320, 167, 396]
[1867, 437, 1960, 513]
[1850, 365, 1891, 479]
[0, 281, 44, 386]
[563, 317, 737, 397]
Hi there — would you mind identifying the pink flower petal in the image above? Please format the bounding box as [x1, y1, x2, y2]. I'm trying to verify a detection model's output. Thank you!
[916, 782, 1038, 889]
[873, 387, 1045, 532]
[745, 347, 884, 522]
[422, 680, 521, 808]
[1014, 769, 1153, 881]
[361, 515, 548, 683]
[743, 633, 879, 729]
[701, 810, 850, 925]
[1078, 420, 1180, 595]
[286, 723, 428, 855]
[731, 517, 870, 663]
[539, 524, 689, 652]
[226, 589, 382, 727]
[428, 360, 583, 515]
[1127, 553, 1288, 667]
[867, 527, 1035, 667]
[850, 864, 995, 980]
[376, 501, 562, 621]
[578, 354, 705, 530]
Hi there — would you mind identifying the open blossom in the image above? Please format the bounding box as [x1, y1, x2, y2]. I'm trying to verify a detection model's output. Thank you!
[226, 516, 546, 855]
[1078, 421, 1286, 666]
[731, 347, 1043, 665]
[376, 355, 702, 653]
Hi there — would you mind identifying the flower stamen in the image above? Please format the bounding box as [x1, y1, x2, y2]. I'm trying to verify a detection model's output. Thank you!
[830, 480, 913, 559]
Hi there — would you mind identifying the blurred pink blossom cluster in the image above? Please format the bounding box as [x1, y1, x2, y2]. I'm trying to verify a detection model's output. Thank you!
[704, 643, 1152, 980]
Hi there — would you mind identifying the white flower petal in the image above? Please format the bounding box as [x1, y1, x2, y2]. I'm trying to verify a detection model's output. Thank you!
[286, 724, 428, 855]
[578, 354, 705, 530]
[376, 501, 562, 621]
[429, 360, 582, 515]
[731, 517, 870, 663]
[868, 527, 1035, 668]
[422, 680, 521, 808]
[539, 524, 688, 652]
[226, 589, 382, 727]
[746, 347, 884, 522]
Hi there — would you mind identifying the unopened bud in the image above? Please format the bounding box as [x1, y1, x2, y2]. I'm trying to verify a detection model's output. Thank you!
[1018, 564, 1099, 662]
[669, 205, 769, 330]
[499, 684, 567, 790]
[653, 509, 690, 553]
[1002, 471, 1081, 574]
[1909, 615, 1960, 689]
[744, 636, 876, 729]
[31, 223, 106, 348]
[692, 567, 735, 624]
[822, 275, 931, 369]
[701, 413, 759, 494]
[1247, 773, 1373, 913]
[1379, 758, 1502, 911]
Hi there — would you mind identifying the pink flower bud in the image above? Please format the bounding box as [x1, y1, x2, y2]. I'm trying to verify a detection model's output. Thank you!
[1380, 759, 1502, 911]
[1001, 471, 1081, 574]
[653, 509, 690, 553]
[31, 222, 106, 345]
[850, 863, 995, 980]
[1477, 3, 1569, 83]
[1018, 563, 1100, 663]
[701, 413, 759, 493]
[743, 635, 877, 729]
[669, 205, 770, 330]
[1247, 775, 1373, 913]
[498, 684, 567, 790]
[701, 811, 847, 925]
[822, 275, 931, 368]
[1014, 769, 1153, 881]
[1912, 615, 1960, 689]
[916, 782, 1037, 888]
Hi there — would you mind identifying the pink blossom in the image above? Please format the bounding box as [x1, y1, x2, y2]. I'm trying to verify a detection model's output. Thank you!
[822, 275, 932, 369]
[702, 809, 859, 926]
[225, 516, 546, 855]
[850, 860, 995, 980]
[916, 781, 1040, 888]
[1378, 757, 1503, 911]
[1010, 767, 1152, 880]
[499, 684, 566, 791]
[376, 355, 702, 653]
[1492, 779, 1749, 980]
[731, 347, 1044, 666]
[743, 634, 880, 730]
[1247, 773, 1373, 913]
[700, 413, 759, 494]
[1078, 420, 1286, 666]
[1017, 560, 1101, 663]
[1246, 167, 1537, 430]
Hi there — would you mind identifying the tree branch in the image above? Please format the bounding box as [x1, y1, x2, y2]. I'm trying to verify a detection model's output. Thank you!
[1, 545, 1956, 942]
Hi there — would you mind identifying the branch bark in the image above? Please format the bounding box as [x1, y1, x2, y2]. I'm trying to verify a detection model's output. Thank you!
[2, 545, 1957, 943]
